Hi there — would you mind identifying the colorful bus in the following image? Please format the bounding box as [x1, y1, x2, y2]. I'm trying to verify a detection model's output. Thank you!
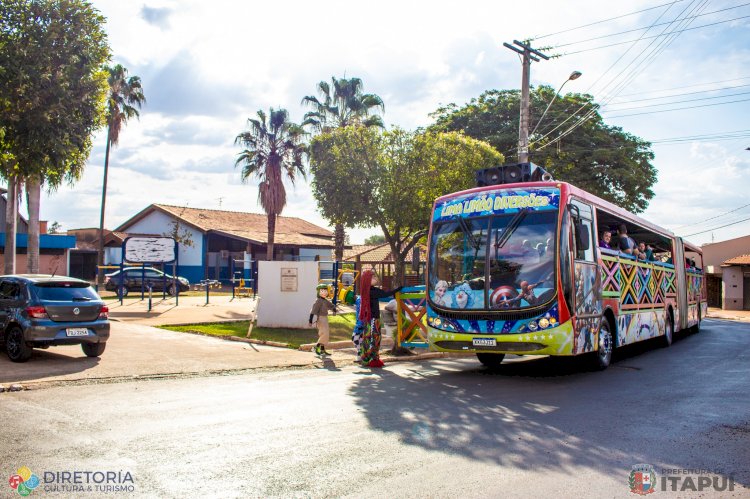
[425, 163, 707, 369]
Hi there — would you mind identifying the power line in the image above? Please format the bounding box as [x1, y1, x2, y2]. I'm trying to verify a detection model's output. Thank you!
[537, 0, 705, 150]
[603, 89, 750, 112]
[531, 0, 689, 40]
[552, 3, 750, 48]
[533, 0, 692, 143]
[616, 76, 750, 97]
[562, 14, 750, 55]
[681, 215, 750, 237]
[674, 202, 750, 229]
[604, 96, 750, 118]
[607, 83, 750, 105]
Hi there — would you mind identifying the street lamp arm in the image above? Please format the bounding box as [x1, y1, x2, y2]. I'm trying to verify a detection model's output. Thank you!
[529, 71, 582, 140]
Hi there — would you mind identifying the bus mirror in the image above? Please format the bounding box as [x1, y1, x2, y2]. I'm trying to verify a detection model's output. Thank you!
[575, 221, 590, 251]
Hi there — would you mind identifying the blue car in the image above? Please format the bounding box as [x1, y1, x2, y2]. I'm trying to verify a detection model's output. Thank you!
[0, 275, 110, 362]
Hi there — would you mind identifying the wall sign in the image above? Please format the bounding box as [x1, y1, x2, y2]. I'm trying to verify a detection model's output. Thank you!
[124, 237, 176, 263]
[280, 268, 298, 292]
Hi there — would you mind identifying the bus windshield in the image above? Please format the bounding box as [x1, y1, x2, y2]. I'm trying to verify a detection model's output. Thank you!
[429, 210, 558, 311]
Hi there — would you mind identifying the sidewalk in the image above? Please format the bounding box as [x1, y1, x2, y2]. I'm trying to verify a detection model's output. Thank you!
[1, 296, 441, 389]
[706, 307, 750, 323]
[106, 293, 257, 326]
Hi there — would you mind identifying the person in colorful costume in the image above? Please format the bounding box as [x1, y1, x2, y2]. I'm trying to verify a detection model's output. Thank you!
[309, 283, 336, 356]
[357, 269, 402, 368]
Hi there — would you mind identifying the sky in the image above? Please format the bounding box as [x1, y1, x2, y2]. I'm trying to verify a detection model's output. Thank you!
[33, 0, 750, 247]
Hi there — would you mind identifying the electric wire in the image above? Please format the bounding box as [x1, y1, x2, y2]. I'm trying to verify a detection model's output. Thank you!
[531, 0, 689, 40]
[552, 3, 750, 48]
[561, 14, 750, 55]
[531, 0, 688, 144]
[604, 96, 750, 118]
[681, 216, 750, 237]
[538, 0, 709, 150]
[674, 202, 750, 229]
[616, 76, 750, 97]
[602, 90, 750, 112]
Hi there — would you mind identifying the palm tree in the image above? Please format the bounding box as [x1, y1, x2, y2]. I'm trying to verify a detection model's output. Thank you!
[97, 64, 145, 284]
[235, 108, 306, 261]
[302, 77, 384, 260]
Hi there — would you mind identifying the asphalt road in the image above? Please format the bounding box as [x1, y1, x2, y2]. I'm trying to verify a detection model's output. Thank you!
[1, 319, 748, 498]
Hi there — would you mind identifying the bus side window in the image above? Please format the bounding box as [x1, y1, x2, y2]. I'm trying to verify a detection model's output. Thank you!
[574, 219, 595, 262]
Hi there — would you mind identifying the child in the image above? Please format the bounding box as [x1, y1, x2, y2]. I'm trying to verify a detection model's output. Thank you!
[309, 284, 336, 356]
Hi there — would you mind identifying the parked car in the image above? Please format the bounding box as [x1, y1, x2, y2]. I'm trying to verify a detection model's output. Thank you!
[0, 275, 110, 363]
[105, 267, 190, 297]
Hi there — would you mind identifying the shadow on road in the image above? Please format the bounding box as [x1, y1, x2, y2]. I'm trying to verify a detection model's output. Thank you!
[0, 349, 100, 383]
[349, 323, 750, 487]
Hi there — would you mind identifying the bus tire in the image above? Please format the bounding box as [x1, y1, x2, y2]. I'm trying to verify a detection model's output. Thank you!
[592, 321, 613, 370]
[476, 353, 505, 369]
[662, 315, 673, 347]
[693, 307, 701, 333]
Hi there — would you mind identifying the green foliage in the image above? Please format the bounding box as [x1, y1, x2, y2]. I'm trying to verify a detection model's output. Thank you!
[235, 108, 306, 260]
[0, 0, 111, 186]
[309, 127, 503, 284]
[364, 234, 386, 245]
[429, 87, 657, 213]
[302, 77, 384, 132]
[104, 64, 146, 148]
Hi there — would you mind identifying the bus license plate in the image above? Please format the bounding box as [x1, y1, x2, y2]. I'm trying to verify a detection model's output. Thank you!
[472, 337, 496, 347]
[66, 328, 89, 337]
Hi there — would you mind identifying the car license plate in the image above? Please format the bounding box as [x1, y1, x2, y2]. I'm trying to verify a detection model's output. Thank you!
[472, 337, 496, 347]
[66, 328, 89, 337]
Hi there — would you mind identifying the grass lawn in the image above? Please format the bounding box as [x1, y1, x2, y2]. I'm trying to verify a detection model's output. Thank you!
[161, 313, 357, 349]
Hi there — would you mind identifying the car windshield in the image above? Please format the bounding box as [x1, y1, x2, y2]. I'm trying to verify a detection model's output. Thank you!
[429, 210, 558, 311]
[33, 282, 100, 301]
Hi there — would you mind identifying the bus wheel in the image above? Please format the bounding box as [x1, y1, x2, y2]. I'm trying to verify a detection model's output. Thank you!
[662, 315, 673, 347]
[694, 308, 701, 333]
[476, 353, 505, 369]
[593, 321, 613, 370]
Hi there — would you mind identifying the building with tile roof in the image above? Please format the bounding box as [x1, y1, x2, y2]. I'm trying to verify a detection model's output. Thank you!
[101, 204, 334, 283]
[340, 242, 426, 289]
[701, 234, 750, 310]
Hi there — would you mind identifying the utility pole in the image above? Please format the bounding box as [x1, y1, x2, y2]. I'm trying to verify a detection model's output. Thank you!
[503, 40, 549, 163]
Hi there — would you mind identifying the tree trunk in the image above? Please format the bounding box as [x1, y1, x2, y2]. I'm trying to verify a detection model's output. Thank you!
[334, 223, 345, 261]
[393, 256, 405, 289]
[97, 127, 112, 285]
[4, 177, 18, 274]
[26, 177, 41, 273]
[267, 213, 276, 261]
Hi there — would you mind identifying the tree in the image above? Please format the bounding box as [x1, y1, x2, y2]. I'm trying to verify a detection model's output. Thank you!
[97, 64, 145, 283]
[302, 77, 384, 261]
[429, 87, 656, 213]
[48, 221, 62, 234]
[235, 108, 306, 261]
[0, 0, 110, 273]
[364, 234, 386, 245]
[309, 127, 503, 286]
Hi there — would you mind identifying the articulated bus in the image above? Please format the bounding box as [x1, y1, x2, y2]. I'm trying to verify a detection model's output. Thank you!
[425, 163, 707, 369]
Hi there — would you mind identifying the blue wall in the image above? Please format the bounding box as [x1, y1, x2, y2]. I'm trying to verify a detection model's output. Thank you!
[0, 233, 76, 249]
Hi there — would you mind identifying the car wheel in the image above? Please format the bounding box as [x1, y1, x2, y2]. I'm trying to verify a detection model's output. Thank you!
[662, 315, 673, 347]
[5, 326, 33, 363]
[592, 320, 613, 370]
[117, 286, 129, 298]
[167, 284, 179, 296]
[81, 342, 106, 358]
[476, 353, 505, 369]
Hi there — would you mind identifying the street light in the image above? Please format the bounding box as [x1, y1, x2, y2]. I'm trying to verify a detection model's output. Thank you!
[530, 71, 582, 138]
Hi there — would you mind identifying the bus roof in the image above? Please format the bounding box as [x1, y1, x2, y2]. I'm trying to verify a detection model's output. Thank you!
[434, 180, 700, 251]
